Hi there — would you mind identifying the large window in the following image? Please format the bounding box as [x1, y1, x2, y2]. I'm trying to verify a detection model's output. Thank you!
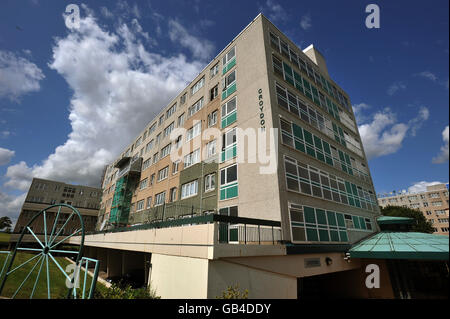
[155, 192, 166, 206]
[145, 140, 154, 153]
[188, 97, 204, 117]
[170, 187, 177, 202]
[166, 104, 176, 119]
[222, 128, 237, 151]
[181, 180, 198, 199]
[206, 140, 216, 158]
[136, 200, 145, 212]
[222, 70, 236, 92]
[221, 96, 237, 128]
[210, 63, 219, 78]
[139, 178, 148, 190]
[161, 143, 171, 158]
[221, 164, 237, 186]
[186, 122, 201, 142]
[205, 173, 216, 192]
[210, 85, 219, 101]
[163, 122, 174, 138]
[191, 77, 205, 95]
[222, 47, 235, 67]
[178, 113, 185, 127]
[184, 149, 200, 168]
[208, 110, 218, 127]
[157, 166, 169, 181]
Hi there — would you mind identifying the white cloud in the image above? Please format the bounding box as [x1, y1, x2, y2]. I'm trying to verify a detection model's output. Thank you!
[168, 20, 215, 61]
[300, 14, 312, 30]
[100, 6, 114, 18]
[3, 9, 207, 192]
[415, 71, 438, 82]
[408, 181, 443, 193]
[432, 125, 449, 164]
[0, 147, 15, 165]
[259, 0, 287, 23]
[0, 191, 26, 225]
[358, 107, 430, 160]
[387, 81, 407, 96]
[0, 50, 45, 101]
[352, 103, 371, 124]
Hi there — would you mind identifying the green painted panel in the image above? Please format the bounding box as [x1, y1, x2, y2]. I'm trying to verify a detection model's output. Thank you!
[336, 213, 345, 227]
[304, 206, 316, 224]
[295, 140, 305, 153]
[306, 228, 319, 242]
[293, 124, 303, 140]
[327, 211, 337, 226]
[339, 231, 349, 242]
[330, 230, 340, 242]
[352, 216, 361, 229]
[316, 209, 327, 225]
[319, 229, 330, 242]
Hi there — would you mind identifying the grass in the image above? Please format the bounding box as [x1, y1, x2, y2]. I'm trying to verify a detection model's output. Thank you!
[0, 233, 10, 244]
[0, 252, 107, 299]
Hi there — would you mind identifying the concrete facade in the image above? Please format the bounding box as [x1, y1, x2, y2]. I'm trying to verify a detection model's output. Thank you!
[75, 14, 386, 299]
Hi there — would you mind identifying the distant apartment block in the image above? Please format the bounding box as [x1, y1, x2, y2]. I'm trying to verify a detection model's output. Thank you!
[378, 183, 449, 235]
[12, 178, 101, 236]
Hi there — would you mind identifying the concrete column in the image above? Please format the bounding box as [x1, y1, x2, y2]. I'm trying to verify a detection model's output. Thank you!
[96, 248, 108, 273]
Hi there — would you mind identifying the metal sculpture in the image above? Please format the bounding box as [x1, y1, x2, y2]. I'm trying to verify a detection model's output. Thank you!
[0, 204, 98, 299]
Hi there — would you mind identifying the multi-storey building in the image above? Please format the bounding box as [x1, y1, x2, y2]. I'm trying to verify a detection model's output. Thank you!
[11, 178, 101, 237]
[378, 183, 449, 235]
[68, 14, 391, 299]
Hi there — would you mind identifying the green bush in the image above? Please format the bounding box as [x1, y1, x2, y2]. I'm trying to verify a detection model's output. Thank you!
[217, 284, 249, 299]
[94, 281, 160, 299]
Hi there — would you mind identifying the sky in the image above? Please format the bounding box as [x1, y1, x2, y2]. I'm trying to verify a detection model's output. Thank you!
[0, 0, 448, 223]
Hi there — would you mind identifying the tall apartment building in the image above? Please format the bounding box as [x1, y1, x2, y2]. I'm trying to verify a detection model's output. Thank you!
[12, 178, 101, 237]
[73, 14, 387, 299]
[378, 183, 449, 235]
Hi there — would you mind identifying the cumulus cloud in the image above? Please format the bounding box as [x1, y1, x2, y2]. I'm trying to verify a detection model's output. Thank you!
[0, 50, 45, 101]
[432, 125, 449, 164]
[259, 0, 287, 23]
[0, 191, 26, 224]
[300, 14, 312, 30]
[0, 147, 15, 165]
[3, 8, 208, 191]
[408, 181, 444, 193]
[352, 103, 371, 124]
[387, 81, 407, 96]
[168, 20, 215, 61]
[358, 107, 430, 160]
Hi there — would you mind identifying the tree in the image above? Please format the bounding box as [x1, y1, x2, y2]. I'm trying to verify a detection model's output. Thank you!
[217, 284, 249, 299]
[0, 216, 12, 232]
[380, 206, 434, 233]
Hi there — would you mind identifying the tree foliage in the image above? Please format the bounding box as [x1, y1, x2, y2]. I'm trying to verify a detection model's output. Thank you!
[94, 281, 160, 299]
[381, 205, 434, 233]
[0, 216, 12, 232]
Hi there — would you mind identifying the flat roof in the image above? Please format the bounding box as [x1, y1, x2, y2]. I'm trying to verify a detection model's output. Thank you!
[349, 232, 449, 261]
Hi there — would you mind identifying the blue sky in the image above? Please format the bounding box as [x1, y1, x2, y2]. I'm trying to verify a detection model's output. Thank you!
[0, 0, 448, 220]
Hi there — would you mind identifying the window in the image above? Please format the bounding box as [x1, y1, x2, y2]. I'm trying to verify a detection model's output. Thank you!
[222, 70, 236, 92]
[181, 180, 198, 199]
[178, 113, 185, 127]
[139, 178, 148, 190]
[170, 187, 177, 202]
[189, 98, 204, 117]
[205, 173, 216, 192]
[222, 127, 237, 151]
[175, 135, 182, 149]
[136, 200, 145, 212]
[156, 133, 161, 145]
[223, 47, 235, 66]
[161, 144, 171, 158]
[155, 192, 166, 206]
[221, 164, 237, 186]
[172, 160, 180, 174]
[206, 140, 216, 158]
[441, 227, 449, 233]
[153, 153, 159, 164]
[191, 77, 205, 95]
[146, 197, 152, 208]
[145, 140, 154, 153]
[180, 93, 187, 105]
[149, 123, 156, 135]
[135, 136, 142, 148]
[432, 201, 443, 207]
[210, 63, 219, 77]
[184, 149, 200, 168]
[186, 122, 201, 142]
[150, 174, 155, 185]
[166, 104, 176, 119]
[208, 110, 218, 127]
[157, 166, 169, 181]
[221, 96, 236, 118]
[159, 115, 164, 126]
[210, 85, 218, 101]
[163, 122, 174, 137]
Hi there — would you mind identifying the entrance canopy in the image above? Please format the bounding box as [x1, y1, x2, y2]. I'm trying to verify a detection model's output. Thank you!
[349, 232, 449, 261]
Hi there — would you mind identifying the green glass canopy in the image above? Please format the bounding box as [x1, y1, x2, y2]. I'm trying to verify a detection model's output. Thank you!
[349, 232, 449, 260]
[376, 216, 415, 225]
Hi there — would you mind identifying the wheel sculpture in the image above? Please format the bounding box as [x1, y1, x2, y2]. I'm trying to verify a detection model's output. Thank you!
[0, 204, 92, 299]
